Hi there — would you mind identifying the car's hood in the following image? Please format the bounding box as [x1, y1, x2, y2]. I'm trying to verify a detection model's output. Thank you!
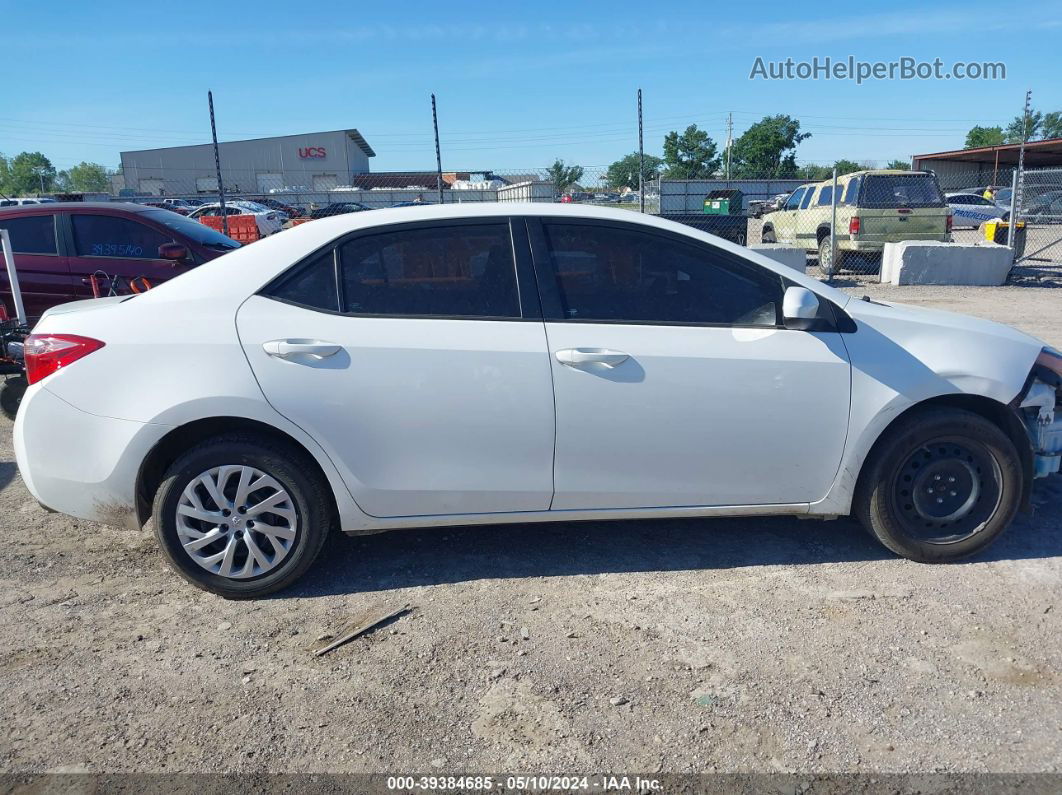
[846, 296, 1043, 348]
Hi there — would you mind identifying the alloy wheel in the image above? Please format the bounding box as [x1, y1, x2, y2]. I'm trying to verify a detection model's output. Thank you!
[175, 465, 298, 579]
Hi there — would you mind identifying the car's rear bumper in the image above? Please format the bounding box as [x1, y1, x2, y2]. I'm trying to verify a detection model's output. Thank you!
[14, 383, 172, 530]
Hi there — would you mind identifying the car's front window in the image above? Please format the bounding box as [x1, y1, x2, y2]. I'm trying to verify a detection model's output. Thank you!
[141, 209, 241, 250]
[541, 222, 782, 327]
[784, 189, 805, 210]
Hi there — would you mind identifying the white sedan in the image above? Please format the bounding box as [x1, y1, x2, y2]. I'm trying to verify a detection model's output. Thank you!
[189, 200, 284, 236]
[944, 192, 1006, 229]
[13, 204, 1062, 598]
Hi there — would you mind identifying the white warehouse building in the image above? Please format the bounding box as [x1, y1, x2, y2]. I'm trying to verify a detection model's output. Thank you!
[120, 129, 376, 196]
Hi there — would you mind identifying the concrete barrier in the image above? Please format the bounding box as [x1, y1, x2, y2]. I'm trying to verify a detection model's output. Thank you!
[880, 241, 1013, 286]
[749, 244, 807, 273]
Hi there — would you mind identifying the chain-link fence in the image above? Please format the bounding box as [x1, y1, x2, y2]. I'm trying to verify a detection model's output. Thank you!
[22, 155, 1062, 285]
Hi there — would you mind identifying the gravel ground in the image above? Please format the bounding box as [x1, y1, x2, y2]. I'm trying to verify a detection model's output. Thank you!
[1, 283, 1061, 777]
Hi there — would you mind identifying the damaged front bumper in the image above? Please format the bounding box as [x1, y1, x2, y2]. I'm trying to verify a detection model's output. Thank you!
[1020, 349, 1062, 479]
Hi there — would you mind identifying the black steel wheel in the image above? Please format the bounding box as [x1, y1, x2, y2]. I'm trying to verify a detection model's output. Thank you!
[854, 407, 1022, 562]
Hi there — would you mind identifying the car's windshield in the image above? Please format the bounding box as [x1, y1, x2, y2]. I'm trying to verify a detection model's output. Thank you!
[141, 209, 242, 250]
[860, 174, 944, 208]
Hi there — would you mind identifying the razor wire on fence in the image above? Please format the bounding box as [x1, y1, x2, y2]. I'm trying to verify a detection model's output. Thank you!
[17, 157, 1062, 284]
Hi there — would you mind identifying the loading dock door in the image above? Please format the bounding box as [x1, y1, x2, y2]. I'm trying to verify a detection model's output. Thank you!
[256, 173, 283, 193]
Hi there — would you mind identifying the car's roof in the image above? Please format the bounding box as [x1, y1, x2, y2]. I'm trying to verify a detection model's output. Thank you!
[133, 201, 850, 312]
[0, 201, 157, 215]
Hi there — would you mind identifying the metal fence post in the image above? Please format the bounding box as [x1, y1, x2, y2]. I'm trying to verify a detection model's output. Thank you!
[207, 91, 228, 237]
[1006, 169, 1019, 250]
[828, 167, 838, 281]
[0, 229, 26, 325]
[431, 94, 444, 205]
[638, 88, 645, 214]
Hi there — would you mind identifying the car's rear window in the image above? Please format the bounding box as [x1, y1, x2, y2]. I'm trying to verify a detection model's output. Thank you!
[859, 174, 944, 208]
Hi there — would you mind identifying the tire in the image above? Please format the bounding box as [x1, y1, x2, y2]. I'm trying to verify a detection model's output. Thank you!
[152, 433, 332, 598]
[0, 376, 27, 421]
[853, 408, 1022, 563]
[761, 226, 776, 244]
[817, 236, 838, 275]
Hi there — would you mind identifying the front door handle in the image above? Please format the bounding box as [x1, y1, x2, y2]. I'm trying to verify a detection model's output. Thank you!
[555, 348, 629, 368]
[262, 339, 342, 359]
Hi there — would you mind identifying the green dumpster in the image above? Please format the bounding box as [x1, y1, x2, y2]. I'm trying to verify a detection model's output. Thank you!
[702, 189, 744, 215]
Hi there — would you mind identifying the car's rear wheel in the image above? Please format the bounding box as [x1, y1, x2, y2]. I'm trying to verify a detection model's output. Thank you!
[761, 226, 776, 243]
[152, 434, 332, 598]
[854, 408, 1022, 562]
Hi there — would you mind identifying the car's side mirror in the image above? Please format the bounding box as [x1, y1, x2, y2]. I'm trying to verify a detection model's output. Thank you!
[158, 242, 189, 262]
[782, 286, 822, 331]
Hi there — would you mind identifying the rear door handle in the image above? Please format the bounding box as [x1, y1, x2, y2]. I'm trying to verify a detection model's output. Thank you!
[262, 339, 342, 359]
[555, 348, 629, 368]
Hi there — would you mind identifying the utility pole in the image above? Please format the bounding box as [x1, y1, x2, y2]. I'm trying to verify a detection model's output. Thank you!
[637, 88, 645, 213]
[208, 91, 228, 237]
[1008, 89, 1032, 251]
[725, 112, 733, 181]
[431, 94, 444, 205]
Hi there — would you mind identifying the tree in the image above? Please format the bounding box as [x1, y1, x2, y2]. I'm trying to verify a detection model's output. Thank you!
[1006, 109, 1043, 143]
[1042, 111, 1062, 140]
[6, 152, 56, 195]
[605, 152, 663, 190]
[0, 154, 10, 197]
[965, 125, 1005, 149]
[728, 115, 809, 178]
[63, 161, 110, 192]
[800, 165, 833, 181]
[832, 159, 863, 176]
[662, 124, 719, 179]
[885, 159, 910, 170]
[546, 159, 584, 196]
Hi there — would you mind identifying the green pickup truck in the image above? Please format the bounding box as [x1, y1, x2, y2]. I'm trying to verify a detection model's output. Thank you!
[761, 170, 952, 272]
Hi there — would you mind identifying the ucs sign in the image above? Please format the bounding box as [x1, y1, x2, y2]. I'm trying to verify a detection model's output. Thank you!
[298, 147, 327, 159]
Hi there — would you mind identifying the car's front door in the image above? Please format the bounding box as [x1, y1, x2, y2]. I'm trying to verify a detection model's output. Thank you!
[770, 187, 805, 244]
[236, 218, 556, 518]
[529, 218, 851, 510]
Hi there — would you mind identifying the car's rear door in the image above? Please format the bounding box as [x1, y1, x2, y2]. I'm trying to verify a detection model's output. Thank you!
[0, 209, 74, 319]
[235, 217, 556, 518]
[529, 217, 851, 510]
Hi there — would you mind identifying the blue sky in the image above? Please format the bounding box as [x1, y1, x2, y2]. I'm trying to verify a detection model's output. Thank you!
[2, 0, 1058, 173]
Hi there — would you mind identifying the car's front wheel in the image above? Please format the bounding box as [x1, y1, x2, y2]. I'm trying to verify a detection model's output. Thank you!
[854, 408, 1023, 562]
[152, 434, 332, 598]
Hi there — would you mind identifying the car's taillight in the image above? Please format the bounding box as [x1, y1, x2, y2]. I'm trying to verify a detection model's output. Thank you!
[849, 216, 860, 235]
[24, 334, 105, 385]
[946, 213, 953, 233]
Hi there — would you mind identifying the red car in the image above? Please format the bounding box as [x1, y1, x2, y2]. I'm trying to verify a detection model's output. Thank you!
[0, 202, 240, 319]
